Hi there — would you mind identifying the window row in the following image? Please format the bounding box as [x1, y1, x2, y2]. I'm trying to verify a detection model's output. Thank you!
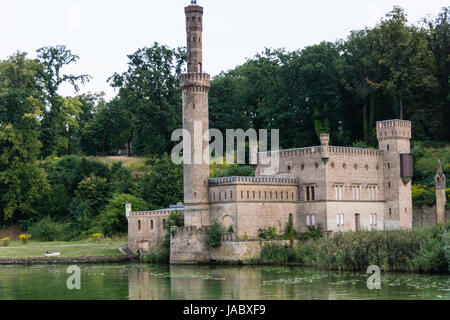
[333, 185, 377, 201]
[137, 219, 166, 232]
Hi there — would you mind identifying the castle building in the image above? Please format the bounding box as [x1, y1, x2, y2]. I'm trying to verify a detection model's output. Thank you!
[127, 2, 414, 258]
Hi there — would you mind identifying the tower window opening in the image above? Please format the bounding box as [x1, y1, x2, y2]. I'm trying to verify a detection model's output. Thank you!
[138, 220, 141, 232]
[387, 144, 390, 151]
[151, 220, 154, 230]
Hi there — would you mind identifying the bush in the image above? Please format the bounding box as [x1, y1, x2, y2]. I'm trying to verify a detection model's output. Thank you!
[144, 245, 170, 264]
[256, 226, 450, 273]
[1, 237, 10, 246]
[299, 224, 323, 241]
[207, 219, 223, 248]
[29, 216, 69, 241]
[260, 242, 294, 264]
[444, 231, 450, 272]
[258, 226, 278, 240]
[19, 234, 31, 244]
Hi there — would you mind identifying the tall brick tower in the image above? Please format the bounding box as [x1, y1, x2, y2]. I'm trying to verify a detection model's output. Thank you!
[435, 160, 447, 224]
[377, 120, 413, 229]
[180, 1, 211, 227]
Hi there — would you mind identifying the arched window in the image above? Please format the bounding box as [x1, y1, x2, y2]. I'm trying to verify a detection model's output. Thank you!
[306, 215, 311, 226]
[311, 215, 316, 226]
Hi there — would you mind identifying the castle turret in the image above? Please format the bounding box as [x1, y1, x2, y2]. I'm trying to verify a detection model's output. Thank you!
[181, 1, 211, 227]
[377, 120, 413, 229]
[435, 160, 447, 224]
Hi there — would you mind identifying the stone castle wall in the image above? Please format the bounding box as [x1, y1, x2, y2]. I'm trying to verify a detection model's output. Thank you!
[128, 208, 183, 254]
[412, 205, 449, 228]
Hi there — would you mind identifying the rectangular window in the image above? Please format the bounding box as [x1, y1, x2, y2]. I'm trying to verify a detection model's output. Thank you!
[352, 186, 360, 201]
[335, 185, 344, 200]
[336, 214, 344, 226]
[305, 186, 315, 201]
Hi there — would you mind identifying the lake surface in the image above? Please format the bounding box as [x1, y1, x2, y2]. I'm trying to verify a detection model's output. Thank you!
[0, 264, 449, 300]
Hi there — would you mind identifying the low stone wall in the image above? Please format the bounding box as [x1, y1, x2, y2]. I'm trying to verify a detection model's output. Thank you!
[210, 240, 296, 263]
[0, 255, 132, 265]
[170, 226, 295, 264]
[170, 226, 210, 264]
[413, 205, 449, 228]
[210, 241, 261, 262]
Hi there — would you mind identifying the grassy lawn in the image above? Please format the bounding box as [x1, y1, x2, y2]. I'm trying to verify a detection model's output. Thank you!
[88, 156, 151, 177]
[0, 240, 128, 258]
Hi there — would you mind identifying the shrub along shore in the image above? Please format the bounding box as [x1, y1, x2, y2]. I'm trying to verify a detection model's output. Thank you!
[254, 225, 450, 273]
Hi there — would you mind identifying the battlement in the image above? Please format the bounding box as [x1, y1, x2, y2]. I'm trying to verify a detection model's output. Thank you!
[180, 73, 210, 92]
[129, 208, 183, 218]
[259, 146, 382, 158]
[172, 226, 209, 236]
[327, 146, 382, 157]
[185, 5, 203, 14]
[209, 176, 299, 186]
[377, 119, 412, 140]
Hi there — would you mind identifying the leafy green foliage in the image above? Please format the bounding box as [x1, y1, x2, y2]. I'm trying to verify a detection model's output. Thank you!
[140, 154, 183, 209]
[0, 52, 49, 222]
[299, 224, 324, 241]
[207, 219, 223, 248]
[109, 43, 185, 156]
[29, 216, 69, 241]
[258, 226, 278, 240]
[100, 193, 147, 236]
[256, 226, 450, 273]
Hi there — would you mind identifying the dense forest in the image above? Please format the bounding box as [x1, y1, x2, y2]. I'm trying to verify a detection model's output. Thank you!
[0, 7, 448, 238]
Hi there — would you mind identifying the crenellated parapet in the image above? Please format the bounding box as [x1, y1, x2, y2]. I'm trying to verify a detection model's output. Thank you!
[209, 176, 299, 186]
[172, 226, 209, 236]
[377, 119, 412, 141]
[129, 208, 184, 218]
[259, 146, 382, 159]
[180, 73, 210, 92]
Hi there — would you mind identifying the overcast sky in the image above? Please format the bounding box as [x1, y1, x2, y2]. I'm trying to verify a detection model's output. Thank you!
[1, 0, 447, 100]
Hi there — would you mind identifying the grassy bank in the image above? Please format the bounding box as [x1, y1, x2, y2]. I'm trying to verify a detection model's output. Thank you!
[256, 225, 450, 273]
[0, 239, 127, 258]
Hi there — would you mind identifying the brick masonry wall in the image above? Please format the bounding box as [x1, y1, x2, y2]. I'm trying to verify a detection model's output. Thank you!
[412, 205, 449, 227]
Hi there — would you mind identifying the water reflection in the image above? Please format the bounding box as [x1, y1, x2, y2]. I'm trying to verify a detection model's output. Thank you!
[0, 264, 448, 300]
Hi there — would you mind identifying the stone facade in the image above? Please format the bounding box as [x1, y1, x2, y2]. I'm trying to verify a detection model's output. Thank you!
[127, 203, 184, 255]
[128, 3, 416, 263]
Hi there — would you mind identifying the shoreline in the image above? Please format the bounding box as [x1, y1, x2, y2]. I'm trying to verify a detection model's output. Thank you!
[0, 254, 134, 265]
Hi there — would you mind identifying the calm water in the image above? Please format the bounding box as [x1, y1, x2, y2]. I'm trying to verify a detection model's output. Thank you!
[0, 264, 448, 300]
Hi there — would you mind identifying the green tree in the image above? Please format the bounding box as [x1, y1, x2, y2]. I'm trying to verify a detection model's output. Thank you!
[140, 154, 183, 209]
[0, 52, 49, 222]
[37, 45, 91, 157]
[100, 193, 147, 236]
[109, 43, 185, 156]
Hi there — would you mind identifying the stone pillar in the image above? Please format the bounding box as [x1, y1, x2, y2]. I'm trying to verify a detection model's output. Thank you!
[435, 160, 447, 224]
[181, 3, 210, 227]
